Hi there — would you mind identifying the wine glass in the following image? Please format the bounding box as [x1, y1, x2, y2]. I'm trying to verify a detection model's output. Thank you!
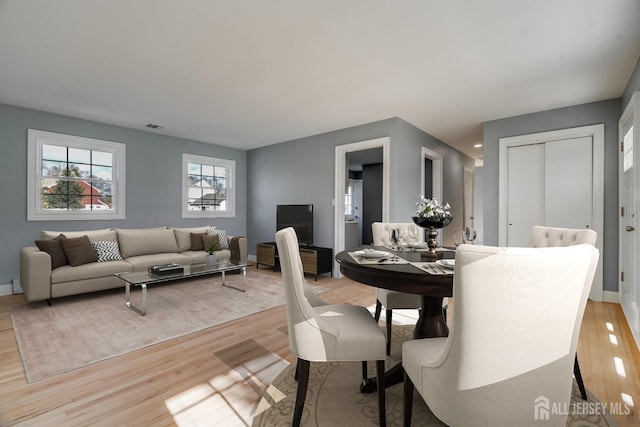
[464, 227, 477, 244]
[389, 228, 402, 261]
[407, 225, 418, 251]
[453, 230, 463, 247]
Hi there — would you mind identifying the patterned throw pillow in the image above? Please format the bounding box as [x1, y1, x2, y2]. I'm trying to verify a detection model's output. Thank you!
[207, 228, 229, 249]
[92, 241, 124, 262]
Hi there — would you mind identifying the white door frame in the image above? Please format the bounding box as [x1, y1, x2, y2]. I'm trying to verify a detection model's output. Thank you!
[498, 124, 604, 301]
[334, 137, 390, 277]
[619, 91, 640, 350]
[421, 147, 444, 244]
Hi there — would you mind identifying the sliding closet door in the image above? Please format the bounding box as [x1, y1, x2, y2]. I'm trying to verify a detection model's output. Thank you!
[506, 137, 593, 247]
[506, 143, 545, 247]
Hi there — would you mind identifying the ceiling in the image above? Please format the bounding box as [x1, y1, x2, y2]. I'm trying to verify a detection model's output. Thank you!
[1, 1, 639, 160]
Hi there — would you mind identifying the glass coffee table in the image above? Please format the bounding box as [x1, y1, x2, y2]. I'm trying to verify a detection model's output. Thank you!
[115, 260, 251, 316]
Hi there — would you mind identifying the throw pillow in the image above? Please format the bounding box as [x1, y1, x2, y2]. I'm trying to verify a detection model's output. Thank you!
[92, 241, 124, 262]
[207, 228, 229, 249]
[34, 234, 68, 269]
[201, 234, 220, 253]
[190, 233, 206, 251]
[59, 235, 98, 266]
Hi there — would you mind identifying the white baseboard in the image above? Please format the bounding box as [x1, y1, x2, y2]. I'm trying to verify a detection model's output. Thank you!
[0, 284, 12, 296]
[603, 290, 619, 304]
[248, 254, 257, 262]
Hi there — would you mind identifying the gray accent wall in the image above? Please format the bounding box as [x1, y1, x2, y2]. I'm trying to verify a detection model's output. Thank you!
[0, 103, 247, 286]
[482, 99, 621, 292]
[246, 117, 474, 256]
[623, 57, 640, 110]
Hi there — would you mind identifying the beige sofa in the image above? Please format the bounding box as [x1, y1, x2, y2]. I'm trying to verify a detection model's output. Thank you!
[20, 226, 247, 302]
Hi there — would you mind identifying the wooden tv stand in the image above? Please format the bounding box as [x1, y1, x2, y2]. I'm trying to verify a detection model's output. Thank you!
[256, 242, 333, 280]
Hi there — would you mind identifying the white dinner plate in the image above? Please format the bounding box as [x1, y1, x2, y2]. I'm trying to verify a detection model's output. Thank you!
[436, 259, 455, 269]
[353, 249, 389, 259]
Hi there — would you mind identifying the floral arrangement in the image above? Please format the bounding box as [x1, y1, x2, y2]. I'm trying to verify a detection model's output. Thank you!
[413, 195, 453, 227]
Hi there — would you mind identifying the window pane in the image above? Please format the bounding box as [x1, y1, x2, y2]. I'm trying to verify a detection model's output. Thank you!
[75, 163, 91, 178]
[215, 166, 227, 179]
[68, 147, 91, 164]
[202, 164, 214, 176]
[42, 144, 67, 161]
[92, 165, 113, 180]
[187, 163, 201, 175]
[42, 160, 66, 177]
[92, 150, 112, 167]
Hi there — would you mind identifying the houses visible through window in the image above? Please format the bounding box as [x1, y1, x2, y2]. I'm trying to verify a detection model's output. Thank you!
[182, 153, 235, 218]
[27, 129, 126, 220]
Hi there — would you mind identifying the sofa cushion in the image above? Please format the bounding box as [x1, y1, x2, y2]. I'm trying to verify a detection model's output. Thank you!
[117, 228, 179, 258]
[35, 234, 68, 269]
[59, 235, 98, 266]
[190, 233, 206, 251]
[207, 228, 229, 249]
[41, 229, 117, 243]
[172, 226, 210, 251]
[51, 260, 132, 284]
[92, 241, 124, 262]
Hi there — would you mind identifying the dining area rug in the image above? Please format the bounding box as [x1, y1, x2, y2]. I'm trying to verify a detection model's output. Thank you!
[10, 270, 326, 383]
[252, 326, 618, 427]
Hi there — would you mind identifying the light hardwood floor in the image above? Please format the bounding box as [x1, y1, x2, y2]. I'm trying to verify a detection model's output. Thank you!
[1, 270, 639, 426]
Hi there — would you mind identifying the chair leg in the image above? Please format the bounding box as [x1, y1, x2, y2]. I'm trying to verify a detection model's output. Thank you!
[294, 358, 300, 381]
[374, 300, 382, 322]
[574, 354, 588, 401]
[386, 309, 392, 356]
[403, 370, 414, 427]
[376, 360, 386, 427]
[362, 361, 368, 382]
[293, 358, 310, 427]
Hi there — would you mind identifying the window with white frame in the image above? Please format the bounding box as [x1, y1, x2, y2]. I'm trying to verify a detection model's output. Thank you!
[182, 153, 235, 218]
[344, 183, 354, 216]
[27, 129, 126, 221]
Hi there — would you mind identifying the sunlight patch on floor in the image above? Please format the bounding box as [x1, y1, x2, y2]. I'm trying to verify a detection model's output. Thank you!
[165, 350, 289, 427]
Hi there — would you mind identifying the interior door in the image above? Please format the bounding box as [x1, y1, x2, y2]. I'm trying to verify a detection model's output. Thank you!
[506, 143, 545, 246]
[620, 93, 640, 350]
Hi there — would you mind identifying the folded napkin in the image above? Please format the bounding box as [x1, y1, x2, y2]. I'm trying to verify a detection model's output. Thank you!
[410, 262, 453, 275]
[348, 252, 409, 265]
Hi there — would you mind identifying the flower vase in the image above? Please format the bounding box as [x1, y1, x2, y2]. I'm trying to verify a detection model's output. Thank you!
[206, 254, 217, 266]
[412, 216, 448, 258]
[426, 226, 439, 256]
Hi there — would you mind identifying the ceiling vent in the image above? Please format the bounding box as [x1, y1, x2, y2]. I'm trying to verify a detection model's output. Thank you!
[145, 123, 163, 129]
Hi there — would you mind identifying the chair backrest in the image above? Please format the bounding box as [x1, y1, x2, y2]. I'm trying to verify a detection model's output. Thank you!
[275, 227, 335, 361]
[529, 225, 596, 247]
[418, 243, 599, 426]
[371, 222, 425, 246]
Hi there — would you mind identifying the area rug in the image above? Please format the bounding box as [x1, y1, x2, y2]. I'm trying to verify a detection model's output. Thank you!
[252, 326, 618, 427]
[10, 270, 325, 383]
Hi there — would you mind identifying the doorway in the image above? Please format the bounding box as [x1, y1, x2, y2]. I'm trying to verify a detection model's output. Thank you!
[334, 138, 390, 277]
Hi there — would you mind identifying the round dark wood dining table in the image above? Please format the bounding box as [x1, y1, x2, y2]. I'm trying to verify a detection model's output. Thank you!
[335, 246, 454, 392]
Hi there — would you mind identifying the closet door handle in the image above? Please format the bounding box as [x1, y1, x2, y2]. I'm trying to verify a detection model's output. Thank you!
[626, 226, 635, 232]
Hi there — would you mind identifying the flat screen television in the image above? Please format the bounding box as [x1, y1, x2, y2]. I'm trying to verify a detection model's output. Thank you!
[277, 204, 314, 245]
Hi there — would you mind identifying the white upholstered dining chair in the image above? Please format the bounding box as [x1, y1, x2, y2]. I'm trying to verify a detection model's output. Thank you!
[402, 243, 599, 427]
[275, 227, 388, 427]
[528, 225, 597, 401]
[371, 222, 424, 355]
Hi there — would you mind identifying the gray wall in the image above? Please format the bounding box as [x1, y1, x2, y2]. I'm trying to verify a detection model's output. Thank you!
[246, 117, 474, 256]
[0, 103, 247, 285]
[623, 57, 640, 109]
[482, 99, 621, 292]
